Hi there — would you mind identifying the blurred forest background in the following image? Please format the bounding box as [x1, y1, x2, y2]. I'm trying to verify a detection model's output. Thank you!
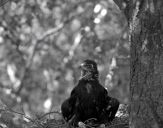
[0, 0, 129, 126]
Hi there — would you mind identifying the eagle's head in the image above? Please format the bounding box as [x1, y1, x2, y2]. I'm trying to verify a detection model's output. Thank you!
[80, 59, 99, 80]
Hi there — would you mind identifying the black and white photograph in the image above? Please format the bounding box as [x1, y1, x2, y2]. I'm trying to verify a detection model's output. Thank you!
[0, 0, 162, 128]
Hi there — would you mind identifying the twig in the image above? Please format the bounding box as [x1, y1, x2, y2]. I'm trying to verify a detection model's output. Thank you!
[5, 108, 44, 128]
[113, 0, 130, 20]
[107, 122, 128, 128]
[0, 0, 10, 7]
[0, 84, 12, 89]
[84, 118, 97, 123]
[15, 23, 65, 95]
[15, 11, 82, 95]
[37, 111, 61, 120]
[38, 23, 64, 42]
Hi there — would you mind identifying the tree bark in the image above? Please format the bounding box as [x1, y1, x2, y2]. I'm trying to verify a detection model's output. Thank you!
[114, 0, 163, 128]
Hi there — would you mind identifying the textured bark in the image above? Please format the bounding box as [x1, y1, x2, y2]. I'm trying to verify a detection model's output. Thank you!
[114, 0, 163, 128]
[129, 1, 163, 128]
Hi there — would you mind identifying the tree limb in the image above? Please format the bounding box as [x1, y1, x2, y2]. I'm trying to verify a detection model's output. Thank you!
[15, 11, 83, 95]
[15, 23, 64, 95]
[113, 0, 130, 21]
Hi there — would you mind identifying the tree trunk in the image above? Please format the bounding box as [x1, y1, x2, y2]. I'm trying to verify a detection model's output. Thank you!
[114, 0, 163, 128]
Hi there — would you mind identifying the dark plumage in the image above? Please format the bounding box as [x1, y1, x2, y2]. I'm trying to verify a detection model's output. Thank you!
[61, 59, 119, 126]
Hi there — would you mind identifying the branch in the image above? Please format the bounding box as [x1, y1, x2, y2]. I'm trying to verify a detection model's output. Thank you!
[113, 0, 125, 10]
[15, 12, 82, 95]
[6, 108, 44, 128]
[38, 23, 64, 42]
[15, 27, 63, 95]
[0, 0, 10, 7]
[37, 111, 61, 120]
[113, 0, 130, 21]
[0, 84, 12, 90]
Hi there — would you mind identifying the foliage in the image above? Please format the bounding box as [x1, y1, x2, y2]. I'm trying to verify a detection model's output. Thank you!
[0, 0, 129, 127]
